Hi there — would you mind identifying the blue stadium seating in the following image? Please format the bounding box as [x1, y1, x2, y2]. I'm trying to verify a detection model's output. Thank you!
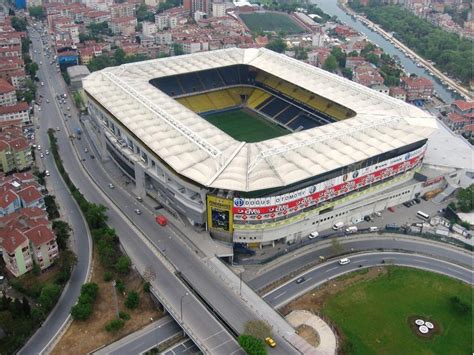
[152, 76, 183, 96]
[274, 106, 301, 124]
[197, 70, 225, 90]
[178, 72, 203, 93]
[260, 98, 290, 117]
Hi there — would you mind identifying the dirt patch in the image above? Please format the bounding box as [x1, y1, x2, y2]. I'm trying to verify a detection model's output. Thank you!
[280, 267, 386, 316]
[51, 250, 163, 354]
[296, 324, 320, 347]
[407, 315, 441, 339]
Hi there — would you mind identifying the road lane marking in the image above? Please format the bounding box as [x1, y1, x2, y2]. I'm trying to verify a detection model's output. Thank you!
[273, 291, 287, 300]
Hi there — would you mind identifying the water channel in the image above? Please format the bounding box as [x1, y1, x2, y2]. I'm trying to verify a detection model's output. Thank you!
[313, 0, 460, 104]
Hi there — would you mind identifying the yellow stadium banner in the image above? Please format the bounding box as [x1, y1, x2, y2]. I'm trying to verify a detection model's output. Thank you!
[207, 195, 234, 233]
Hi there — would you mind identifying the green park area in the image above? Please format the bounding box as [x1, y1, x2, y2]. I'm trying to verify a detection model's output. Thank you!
[322, 267, 472, 355]
[240, 12, 305, 34]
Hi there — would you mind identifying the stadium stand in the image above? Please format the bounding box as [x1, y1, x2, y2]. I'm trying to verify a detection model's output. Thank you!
[247, 89, 271, 109]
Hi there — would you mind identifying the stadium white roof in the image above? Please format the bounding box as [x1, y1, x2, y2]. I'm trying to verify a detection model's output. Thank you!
[83, 48, 437, 192]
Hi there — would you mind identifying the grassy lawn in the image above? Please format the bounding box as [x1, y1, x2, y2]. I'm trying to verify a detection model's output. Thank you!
[240, 12, 305, 34]
[204, 109, 289, 142]
[322, 268, 472, 355]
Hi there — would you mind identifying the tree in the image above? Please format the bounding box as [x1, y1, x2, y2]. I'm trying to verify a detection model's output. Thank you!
[115, 256, 131, 274]
[323, 55, 337, 72]
[39, 284, 61, 312]
[52, 220, 71, 250]
[84, 203, 108, 229]
[136, 4, 154, 22]
[331, 46, 346, 67]
[331, 238, 343, 254]
[125, 291, 139, 309]
[244, 320, 273, 340]
[71, 301, 92, 320]
[456, 185, 473, 212]
[11, 298, 23, 318]
[238, 335, 267, 355]
[342, 67, 353, 80]
[172, 43, 184, 56]
[28, 6, 45, 19]
[114, 48, 126, 65]
[11, 17, 27, 32]
[22, 296, 31, 317]
[81, 283, 99, 301]
[44, 195, 60, 219]
[105, 318, 125, 332]
[143, 282, 151, 293]
[265, 37, 287, 53]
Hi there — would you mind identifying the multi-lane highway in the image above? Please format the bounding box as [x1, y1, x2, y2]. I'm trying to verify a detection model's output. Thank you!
[23, 26, 245, 355]
[249, 236, 473, 291]
[19, 28, 93, 355]
[263, 251, 473, 308]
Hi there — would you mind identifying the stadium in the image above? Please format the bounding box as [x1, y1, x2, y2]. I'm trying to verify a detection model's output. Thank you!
[83, 48, 438, 246]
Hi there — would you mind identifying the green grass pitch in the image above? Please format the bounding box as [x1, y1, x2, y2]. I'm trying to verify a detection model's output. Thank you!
[322, 267, 473, 354]
[240, 12, 305, 34]
[203, 109, 289, 142]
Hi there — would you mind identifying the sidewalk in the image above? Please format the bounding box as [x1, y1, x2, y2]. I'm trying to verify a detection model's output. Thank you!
[286, 310, 336, 355]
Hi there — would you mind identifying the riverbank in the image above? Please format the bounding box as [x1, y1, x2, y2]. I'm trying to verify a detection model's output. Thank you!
[338, 0, 472, 100]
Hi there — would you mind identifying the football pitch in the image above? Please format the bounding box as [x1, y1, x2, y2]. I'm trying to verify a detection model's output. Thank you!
[240, 12, 305, 34]
[203, 109, 289, 142]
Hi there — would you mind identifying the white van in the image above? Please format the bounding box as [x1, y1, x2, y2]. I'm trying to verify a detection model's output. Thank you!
[333, 222, 344, 230]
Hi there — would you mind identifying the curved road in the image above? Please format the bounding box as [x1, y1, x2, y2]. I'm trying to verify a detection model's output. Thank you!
[249, 236, 473, 291]
[264, 251, 473, 308]
[19, 28, 92, 354]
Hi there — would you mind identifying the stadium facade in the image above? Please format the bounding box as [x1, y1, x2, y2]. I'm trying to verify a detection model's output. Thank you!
[83, 48, 440, 246]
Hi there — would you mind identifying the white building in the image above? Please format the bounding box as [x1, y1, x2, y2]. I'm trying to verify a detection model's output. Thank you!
[142, 21, 157, 37]
[0, 79, 17, 107]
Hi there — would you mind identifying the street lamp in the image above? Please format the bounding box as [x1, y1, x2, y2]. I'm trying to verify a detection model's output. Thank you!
[180, 292, 189, 321]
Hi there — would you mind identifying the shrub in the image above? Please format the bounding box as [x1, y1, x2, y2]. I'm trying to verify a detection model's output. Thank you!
[39, 284, 61, 312]
[105, 318, 124, 332]
[118, 311, 130, 320]
[115, 279, 126, 294]
[103, 271, 113, 282]
[81, 283, 99, 300]
[450, 296, 471, 315]
[238, 335, 267, 355]
[143, 282, 151, 293]
[71, 301, 92, 321]
[125, 291, 139, 309]
[115, 256, 131, 274]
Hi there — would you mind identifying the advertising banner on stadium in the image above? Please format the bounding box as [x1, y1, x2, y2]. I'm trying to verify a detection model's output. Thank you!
[233, 145, 426, 222]
[207, 195, 234, 232]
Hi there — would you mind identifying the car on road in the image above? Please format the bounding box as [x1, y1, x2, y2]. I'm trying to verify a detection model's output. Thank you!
[265, 337, 276, 348]
[40, 153, 44, 158]
[45, 150, 49, 155]
[89, 154, 94, 159]
[56, 127, 60, 131]
[369, 226, 379, 232]
[45, 170, 50, 176]
[40, 81, 44, 86]
[374, 211, 382, 217]
[338, 258, 351, 265]
[332, 221, 344, 230]
[46, 99, 49, 103]
[309, 231, 319, 239]
[84, 148, 89, 153]
[67, 107, 70, 111]
[37, 145, 41, 151]
[108, 183, 115, 189]
[295, 276, 306, 284]
[134, 209, 142, 215]
[136, 196, 143, 202]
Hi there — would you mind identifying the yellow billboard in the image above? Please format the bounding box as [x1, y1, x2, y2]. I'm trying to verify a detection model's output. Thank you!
[207, 195, 234, 233]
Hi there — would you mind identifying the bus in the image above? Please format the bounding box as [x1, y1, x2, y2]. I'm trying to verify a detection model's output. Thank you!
[416, 211, 430, 221]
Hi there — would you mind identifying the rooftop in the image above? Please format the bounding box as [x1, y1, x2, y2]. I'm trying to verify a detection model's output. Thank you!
[83, 48, 437, 192]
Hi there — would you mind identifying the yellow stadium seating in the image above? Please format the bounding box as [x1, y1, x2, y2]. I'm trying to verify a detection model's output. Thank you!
[247, 89, 271, 109]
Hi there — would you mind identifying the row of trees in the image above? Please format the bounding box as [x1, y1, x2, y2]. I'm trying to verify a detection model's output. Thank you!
[87, 48, 150, 72]
[350, 2, 473, 84]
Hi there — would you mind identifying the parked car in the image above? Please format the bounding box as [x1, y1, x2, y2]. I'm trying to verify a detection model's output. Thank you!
[108, 183, 115, 189]
[134, 209, 142, 215]
[265, 337, 276, 348]
[309, 231, 319, 239]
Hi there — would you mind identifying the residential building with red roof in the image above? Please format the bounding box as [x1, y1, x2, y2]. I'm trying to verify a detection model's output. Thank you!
[400, 76, 434, 101]
[0, 78, 17, 106]
[0, 208, 58, 276]
[353, 64, 384, 87]
[0, 126, 33, 173]
[443, 100, 474, 135]
[389, 86, 407, 101]
[110, 16, 137, 36]
[0, 101, 30, 124]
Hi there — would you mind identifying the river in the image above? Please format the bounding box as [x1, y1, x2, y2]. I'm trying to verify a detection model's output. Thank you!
[312, 0, 459, 104]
